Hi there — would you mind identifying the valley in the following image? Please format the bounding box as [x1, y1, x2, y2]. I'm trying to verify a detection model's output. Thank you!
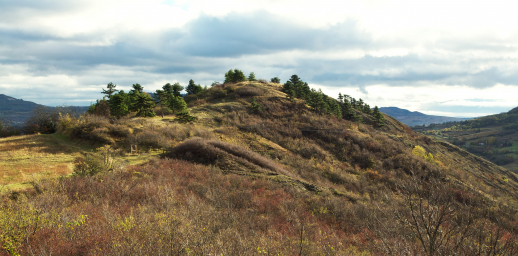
[413, 107, 518, 173]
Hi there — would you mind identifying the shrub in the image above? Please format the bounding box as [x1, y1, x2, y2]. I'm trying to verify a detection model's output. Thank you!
[58, 114, 117, 145]
[108, 124, 133, 138]
[170, 138, 293, 177]
[183, 94, 198, 104]
[250, 98, 262, 113]
[73, 146, 118, 176]
[235, 86, 263, 97]
[89, 127, 116, 145]
[156, 124, 190, 141]
[128, 129, 169, 149]
[176, 110, 197, 123]
[0, 120, 21, 138]
[271, 77, 281, 83]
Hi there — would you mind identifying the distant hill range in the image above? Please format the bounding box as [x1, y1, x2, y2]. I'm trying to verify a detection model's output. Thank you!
[379, 107, 472, 127]
[413, 106, 518, 173]
[0, 94, 88, 125]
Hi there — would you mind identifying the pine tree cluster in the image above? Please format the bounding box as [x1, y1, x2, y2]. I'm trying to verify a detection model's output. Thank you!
[282, 74, 385, 127]
[91, 82, 189, 118]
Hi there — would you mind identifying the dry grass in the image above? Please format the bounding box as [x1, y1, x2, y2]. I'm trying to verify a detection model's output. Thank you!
[0, 133, 90, 187]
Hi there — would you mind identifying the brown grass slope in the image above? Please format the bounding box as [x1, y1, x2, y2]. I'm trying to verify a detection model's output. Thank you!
[2, 81, 518, 255]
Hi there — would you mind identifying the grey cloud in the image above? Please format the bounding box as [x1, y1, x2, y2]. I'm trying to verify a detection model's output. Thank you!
[1, 8, 518, 108]
[420, 104, 513, 116]
[306, 55, 518, 89]
[0, 0, 84, 24]
[164, 11, 371, 57]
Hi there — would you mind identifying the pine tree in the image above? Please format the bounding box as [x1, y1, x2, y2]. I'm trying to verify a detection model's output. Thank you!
[176, 110, 197, 122]
[373, 106, 384, 127]
[162, 83, 173, 95]
[363, 104, 372, 114]
[300, 82, 311, 100]
[109, 91, 129, 118]
[330, 100, 342, 119]
[248, 72, 257, 81]
[341, 99, 357, 121]
[289, 75, 300, 86]
[101, 82, 118, 99]
[154, 89, 168, 118]
[131, 83, 144, 94]
[307, 89, 322, 111]
[294, 81, 306, 100]
[283, 81, 294, 94]
[172, 82, 184, 97]
[128, 84, 143, 113]
[287, 88, 296, 101]
[233, 69, 247, 82]
[169, 96, 187, 114]
[186, 79, 199, 95]
[251, 98, 262, 113]
[134, 93, 156, 117]
[224, 69, 235, 84]
[357, 98, 364, 110]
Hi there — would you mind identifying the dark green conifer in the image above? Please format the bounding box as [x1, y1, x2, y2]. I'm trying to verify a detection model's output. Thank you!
[134, 93, 156, 117]
[169, 96, 187, 114]
[109, 91, 129, 118]
[172, 82, 184, 97]
[131, 83, 144, 94]
[251, 98, 262, 113]
[101, 82, 118, 99]
[186, 79, 203, 95]
[373, 106, 384, 127]
[224, 69, 235, 83]
[248, 72, 257, 81]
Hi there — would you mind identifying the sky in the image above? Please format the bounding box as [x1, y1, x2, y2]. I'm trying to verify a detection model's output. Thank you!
[0, 0, 517, 117]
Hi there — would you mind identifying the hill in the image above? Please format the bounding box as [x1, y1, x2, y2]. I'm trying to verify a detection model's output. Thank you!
[1, 81, 518, 255]
[0, 94, 42, 124]
[380, 106, 471, 127]
[0, 94, 88, 126]
[413, 107, 518, 173]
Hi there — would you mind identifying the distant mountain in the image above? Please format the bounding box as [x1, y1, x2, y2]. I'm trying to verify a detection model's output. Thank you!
[379, 107, 471, 127]
[0, 94, 43, 124]
[0, 94, 88, 125]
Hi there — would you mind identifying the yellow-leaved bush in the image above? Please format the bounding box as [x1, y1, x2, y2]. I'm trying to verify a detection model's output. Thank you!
[412, 145, 434, 163]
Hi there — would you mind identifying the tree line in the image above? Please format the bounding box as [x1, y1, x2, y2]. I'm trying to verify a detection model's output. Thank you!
[282, 74, 384, 127]
[90, 81, 197, 119]
[0, 70, 385, 138]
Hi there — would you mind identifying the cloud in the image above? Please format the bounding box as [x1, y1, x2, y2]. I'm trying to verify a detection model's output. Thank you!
[0, 1, 517, 117]
[162, 12, 370, 57]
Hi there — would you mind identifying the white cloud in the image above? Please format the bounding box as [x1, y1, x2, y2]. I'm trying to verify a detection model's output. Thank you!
[0, 0, 517, 117]
[311, 83, 518, 117]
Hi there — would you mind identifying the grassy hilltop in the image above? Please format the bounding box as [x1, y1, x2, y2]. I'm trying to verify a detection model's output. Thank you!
[2, 80, 518, 255]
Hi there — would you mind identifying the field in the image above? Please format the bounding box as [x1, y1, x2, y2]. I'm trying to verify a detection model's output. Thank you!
[0, 133, 92, 191]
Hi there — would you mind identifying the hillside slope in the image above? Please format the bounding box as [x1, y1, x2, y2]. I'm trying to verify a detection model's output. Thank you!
[414, 107, 518, 173]
[380, 106, 471, 127]
[2, 82, 518, 255]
